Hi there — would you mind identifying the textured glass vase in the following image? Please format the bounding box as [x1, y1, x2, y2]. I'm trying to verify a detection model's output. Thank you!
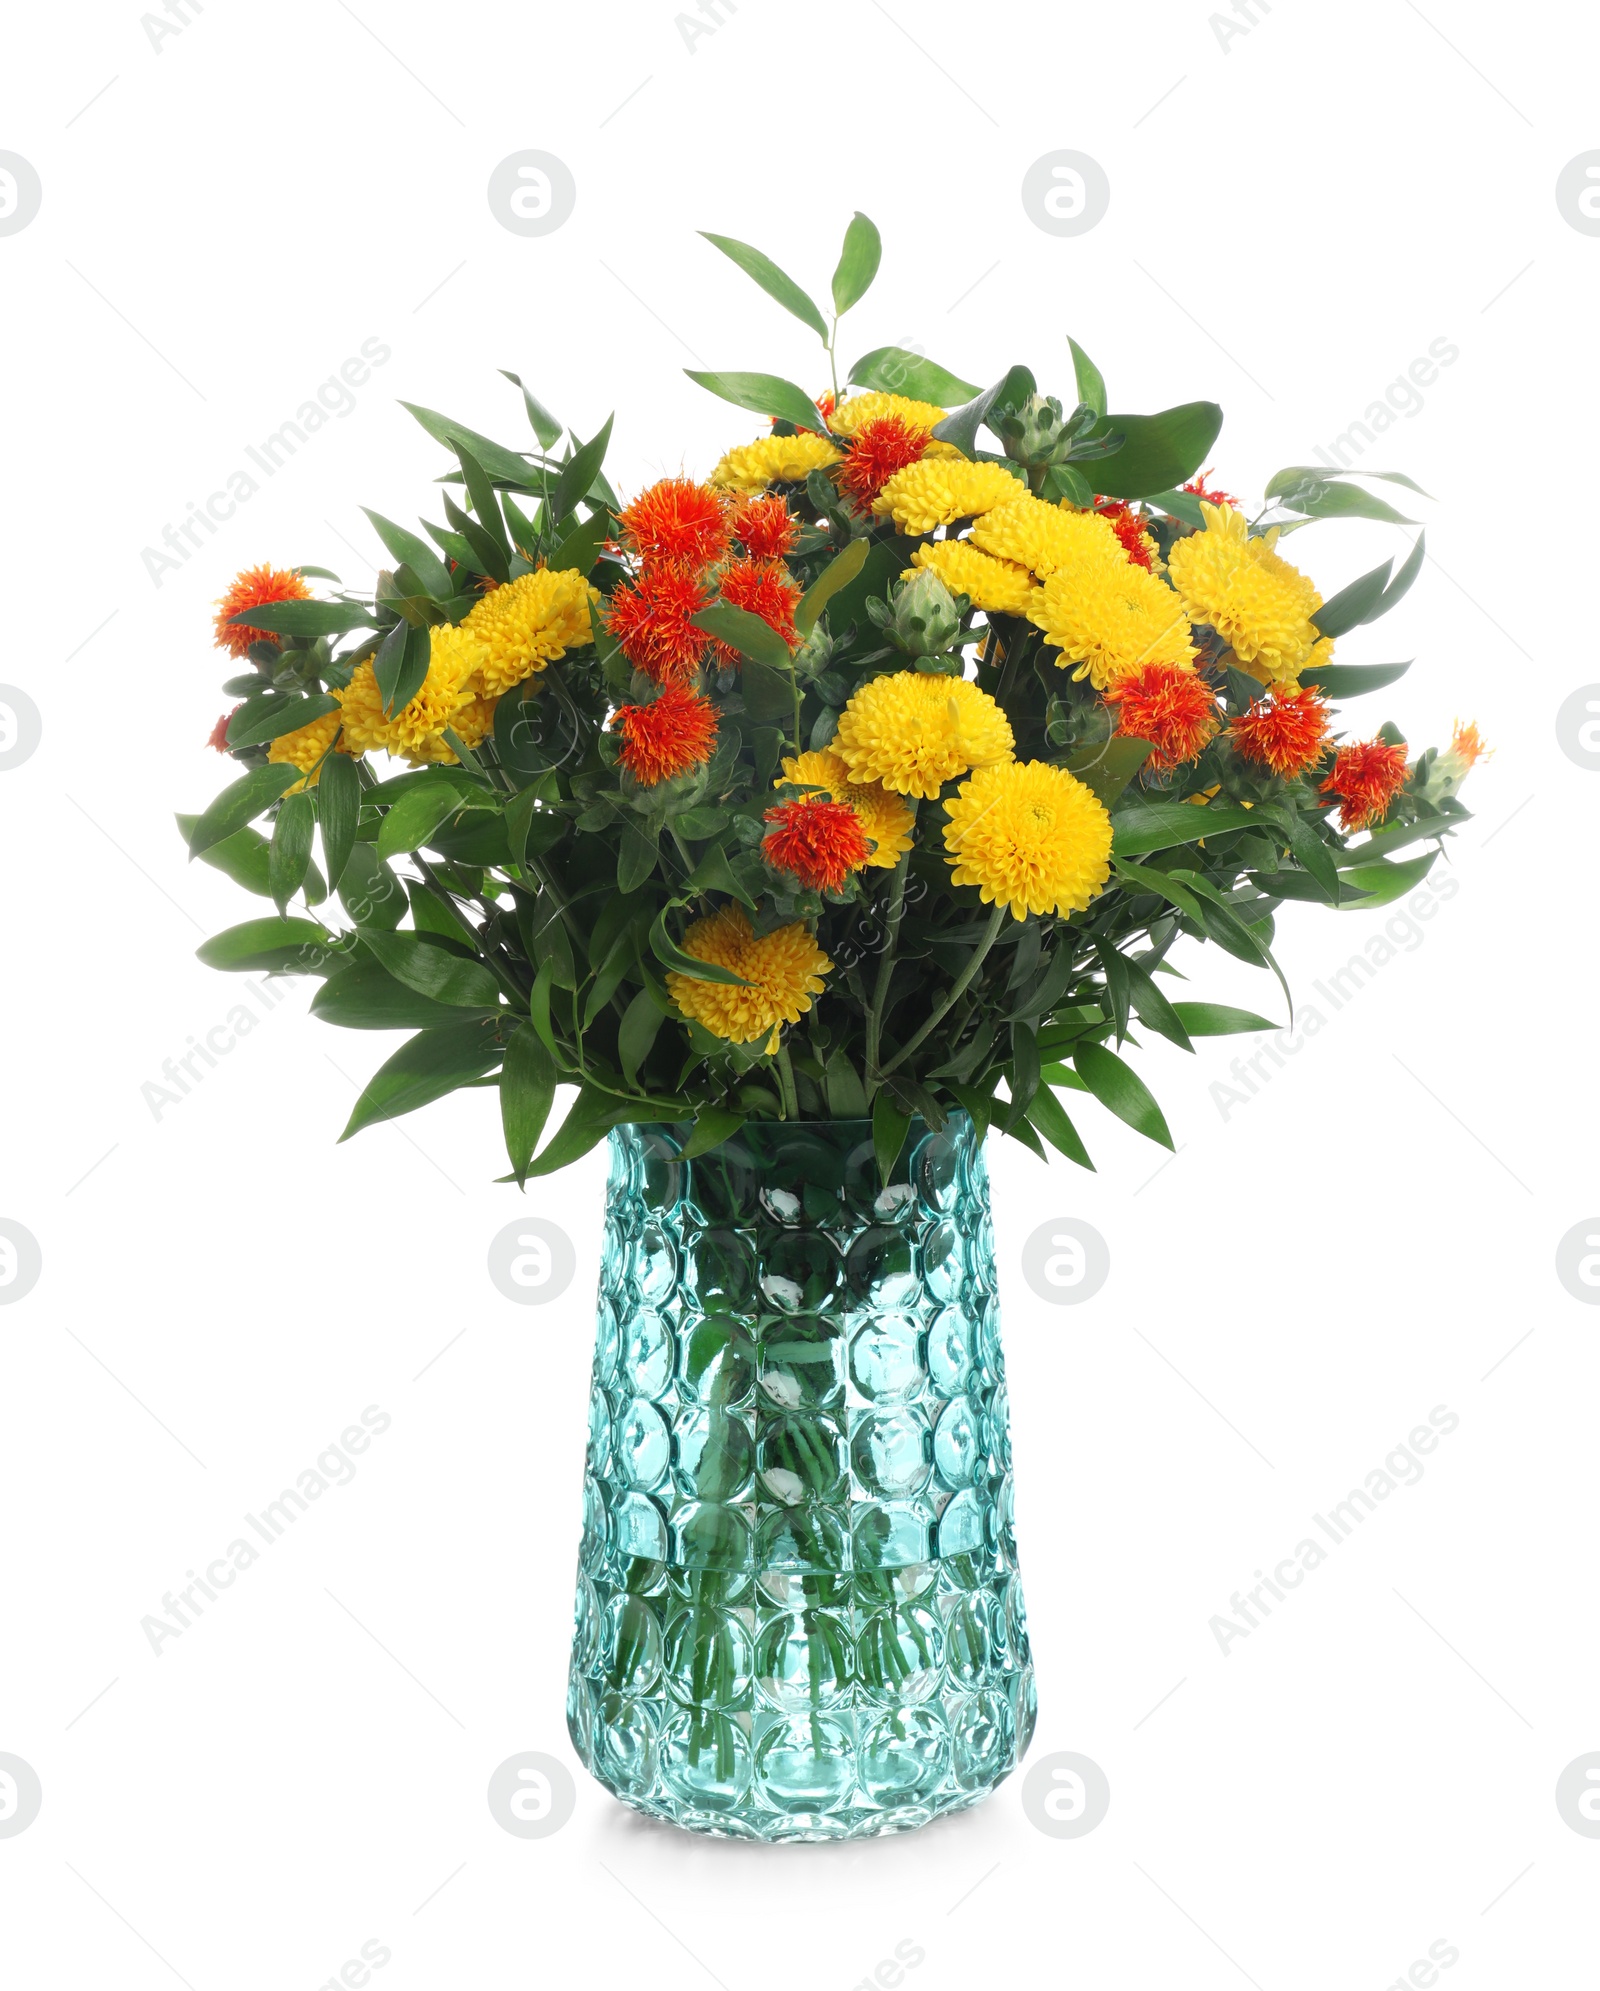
[565, 1113, 1036, 1840]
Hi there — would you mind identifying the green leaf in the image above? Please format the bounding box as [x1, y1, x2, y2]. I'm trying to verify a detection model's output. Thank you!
[497, 371, 564, 452]
[1064, 733, 1152, 809]
[339, 1020, 503, 1140]
[682, 1107, 744, 1160]
[523, 1086, 622, 1178]
[617, 820, 659, 895]
[402, 400, 550, 489]
[930, 366, 1037, 458]
[187, 764, 301, 857]
[1313, 557, 1394, 639]
[847, 348, 979, 407]
[372, 621, 432, 719]
[1027, 1084, 1095, 1170]
[226, 692, 339, 750]
[1300, 659, 1412, 697]
[1145, 488, 1207, 528]
[1376, 531, 1425, 616]
[1112, 858, 1206, 922]
[196, 917, 331, 973]
[269, 791, 315, 913]
[1336, 849, 1438, 910]
[1068, 337, 1107, 420]
[794, 537, 868, 638]
[1043, 464, 1095, 509]
[1265, 465, 1433, 502]
[700, 230, 829, 341]
[1169, 1001, 1280, 1036]
[684, 369, 830, 436]
[175, 815, 268, 900]
[1124, 959, 1193, 1052]
[1111, 798, 1260, 856]
[831, 212, 882, 316]
[375, 781, 462, 861]
[455, 442, 510, 559]
[549, 414, 614, 523]
[362, 508, 454, 599]
[1007, 1019, 1041, 1128]
[649, 906, 751, 987]
[549, 510, 610, 575]
[312, 958, 491, 1030]
[1074, 1041, 1174, 1150]
[1275, 807, 1341, 904]
[500, 1023, 558, 1184]
[358, 930, 502, 1009]
[337, 840, 406, 931]
[226, 599, 376, 638]
[692, 600, 793, 671]
[740, 658, 797, 726]
[823, 1050, 870, 1118]
[1273, 478, 1417, 525]
[873, 1092, 911, 1186]
[686, 840, 756, 909]
[1085, 402, 1225, 501]
[617, 989, 664, 1089]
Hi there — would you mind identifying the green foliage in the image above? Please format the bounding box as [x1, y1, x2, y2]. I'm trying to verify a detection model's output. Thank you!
[185, 211, 1470, 1178]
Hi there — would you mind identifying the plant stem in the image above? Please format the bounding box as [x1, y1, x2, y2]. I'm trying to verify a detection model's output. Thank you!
[878, 903, 1006, 1080]
[863, 806, 917, 1090]
[827, 321, 840, 412]
[775, 1041, 800, 1119]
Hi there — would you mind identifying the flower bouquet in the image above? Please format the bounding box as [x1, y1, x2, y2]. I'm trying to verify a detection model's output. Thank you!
[185, 214, 1481, 1838]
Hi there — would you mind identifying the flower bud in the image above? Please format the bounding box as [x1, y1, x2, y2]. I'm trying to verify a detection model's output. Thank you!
[993, 393, 1068, 467]
[887, 568, 962, 656]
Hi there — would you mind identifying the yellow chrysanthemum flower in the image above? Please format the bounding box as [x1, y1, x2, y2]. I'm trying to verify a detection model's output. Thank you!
[407, 693, 500, 769]
[1028, 559, 1197, 691]
[267, 707, 343, 793]
[776, 749, 916, 869]
[339, 622, 481, 758]
[870, 460, 1024, 534]
[462, 567, 598, 698]
[904, 540, 1039, 616]
[943, 760, 1113, 921]
[828, 393, 960, 459]
[666, 904, 831, 1053]
[1166, 501, 1323, 685]
[969, 494, 1124, 578]
[834, 671, 1014, 799]
[709, 432, 842, 492]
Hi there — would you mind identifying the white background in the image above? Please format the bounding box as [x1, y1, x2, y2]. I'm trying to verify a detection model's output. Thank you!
[1, 2, 1596, 1985]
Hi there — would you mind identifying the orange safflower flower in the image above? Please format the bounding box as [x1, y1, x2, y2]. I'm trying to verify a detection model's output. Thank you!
[613, 681, 718, 785]
[837, 414, 929, 514]
[604, 564, 711, 681]
[212, 564, 311, 657]
[616, 478, 731, 569]
[1230, 685, 1333, 779]
[1321, 736, 1409, 831]
[1105, 663, 1220, 773]
[712, 556, 800, 666]
[730, 493, 798, 561]
[1095, 499, 1157, 571]
[762, 794, 873, 891]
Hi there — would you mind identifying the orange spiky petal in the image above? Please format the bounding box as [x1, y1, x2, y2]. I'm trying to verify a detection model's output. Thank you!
[712, 555, 801, 666]
[762, 794, 873, 891]
[616, 477, 731, 568]
[207, 709, 238, 753]
[604, 564, 711, 681]
[1183, 471, 1238, 511]
[1231, 685, 1333, 779]
[1320, 736, 1409, 831]
[730, 493, 798, 562]
[1449, 718, 1490, 769]
[1105, 663, 1220, 774]
[1095, 499, 1156, 571]
[613, 681, 719, 785]
[213, 564, 312, 657]
[837, 414, 929, 514]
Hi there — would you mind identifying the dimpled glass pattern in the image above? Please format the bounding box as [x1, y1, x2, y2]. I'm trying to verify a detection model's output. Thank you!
[566, 1114, 1036, 1840]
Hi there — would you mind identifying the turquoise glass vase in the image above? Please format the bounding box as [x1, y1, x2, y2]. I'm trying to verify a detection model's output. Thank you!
[565, 1114, 1036, 1840]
